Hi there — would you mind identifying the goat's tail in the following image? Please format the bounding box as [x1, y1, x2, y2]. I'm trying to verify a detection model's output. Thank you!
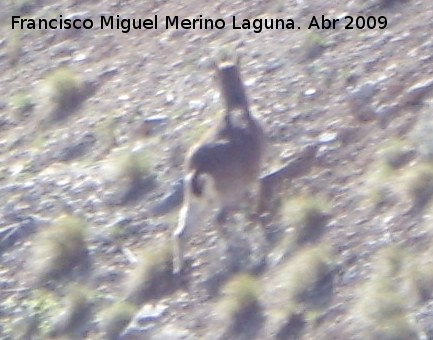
[190, 170, 204, 197]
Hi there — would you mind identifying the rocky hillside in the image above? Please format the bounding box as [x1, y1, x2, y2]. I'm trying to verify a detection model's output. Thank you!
[1, 0, 433, 339]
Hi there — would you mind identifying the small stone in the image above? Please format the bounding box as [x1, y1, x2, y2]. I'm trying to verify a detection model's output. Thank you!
[143, 115, 169, 125]
[166, 92, 175, 104]
[99, 66, 119, 79]
[403, 78, 433, 105]
[135, 304, 168, 324]
[188, 100, 205, 111]
[65, 12, 91, 22]
[304, 88, 317, 97]
[375, 104, 400, 128]
[352, 81, 377, 101]
[73, 53, 87, 62]
[118, 94, 130, 101]
[264, 59, 284, 73]
[318, 132, 338, 144]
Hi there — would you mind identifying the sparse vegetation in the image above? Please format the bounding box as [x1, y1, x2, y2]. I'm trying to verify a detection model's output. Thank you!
[269, 245, 334, 339]
[218, 273, 261, 330]
[7, 29, 22, 66]
[99, 301, 137, 340]
[353, 245, 420, 338]
[411, 110, 433, 161]
[377, 138, 413, 169]
[32, 214, 88, 284]
[278, 245, 334, 310]
[363, 160, 397, 209]
[355, 277, 418, 339]
[281, 194, 329, 249]
[97, 114, 117, 152]
[404, 262, 433, 303]
[125, 242, 173, 303]
[43, 68, 85, 120]
[115, 148, 152, 186]
[403, 162, 433, 210]
[374, 244, 407, 278]
[108, 147, 155, 204]
[302, 32, 328, 60]
[10, 91, 34, 114]
[49, 285, 92, 338]
[14, 288, 60, 339]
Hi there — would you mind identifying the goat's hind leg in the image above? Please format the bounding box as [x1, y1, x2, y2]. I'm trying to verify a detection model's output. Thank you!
[172, 203, 192, 274]
[215, 205, 235, 239]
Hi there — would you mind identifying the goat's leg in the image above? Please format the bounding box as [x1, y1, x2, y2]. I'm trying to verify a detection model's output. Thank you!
[215, 206, 232, 238]
[172, 204, 191, 274]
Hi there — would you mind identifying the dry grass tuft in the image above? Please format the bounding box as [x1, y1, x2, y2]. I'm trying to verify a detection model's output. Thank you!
[354, 245, 420, 338]
[49, 285, 93, 338]
[100, 300, 137, 340]
[106, 147, 156, 204]
[125, 242, 174, 303]
[404, 262, 433, 303]
[43, 68, 85, 120]
[277, 245, 334, 309]
[403, 162, 433, 211]
[218, 273, 261, 332]
[275, 195, 329, 260]
[377, 138, 414, 169]
[355, 277, 418, 339]
[32, 214, 88, 284]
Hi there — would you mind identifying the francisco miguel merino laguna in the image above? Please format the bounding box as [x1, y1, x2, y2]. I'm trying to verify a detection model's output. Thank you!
[11, 14, 299, 33]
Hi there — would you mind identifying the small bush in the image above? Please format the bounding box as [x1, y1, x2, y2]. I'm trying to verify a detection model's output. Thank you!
[282, 195, 329, 247]
[125, 242, 173, 303]
[374, 245, 407, 278]
[115, 148, 152, 186]
[10, 92, 34, 114]
[14, 289, 60, 339]
[411, 110, 433, 161]
[404, 263, 433, 302]
[354, 246, 420, 339]
[7, 30, 22, 66]
[403, 163, 433, 210]
[100, 301, 137, 340]
[279, 246, 334, 308]
[363, 161, 396, 209]
[107, 147, 155, 204]
[377, 139, 413, 169]
[32, 214, 88, 284]
[355, 277, 418, 339]
[43, 68, 85, 120]
[302, 32, 327, 60]
[218, 273, 261, 328]
[49, 285, 92, 338]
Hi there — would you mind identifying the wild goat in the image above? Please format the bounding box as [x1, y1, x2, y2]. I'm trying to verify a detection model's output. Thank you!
[172, 58, 266, 274]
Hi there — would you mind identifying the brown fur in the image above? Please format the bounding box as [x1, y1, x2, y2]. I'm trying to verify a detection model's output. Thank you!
[172, 58, 266, 274]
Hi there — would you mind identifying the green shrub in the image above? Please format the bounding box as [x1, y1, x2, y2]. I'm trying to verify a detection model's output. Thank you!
[100, 301, 137, 340]
[125, 242, 173, 303]
[44, 68, 84, 120]
[32, 214, 88, 284]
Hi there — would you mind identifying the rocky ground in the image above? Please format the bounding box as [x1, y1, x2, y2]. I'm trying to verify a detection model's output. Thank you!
[1, 0, 433, 339]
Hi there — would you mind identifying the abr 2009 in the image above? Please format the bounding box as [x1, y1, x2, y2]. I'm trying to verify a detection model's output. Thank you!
[344, 15, 387, 29]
